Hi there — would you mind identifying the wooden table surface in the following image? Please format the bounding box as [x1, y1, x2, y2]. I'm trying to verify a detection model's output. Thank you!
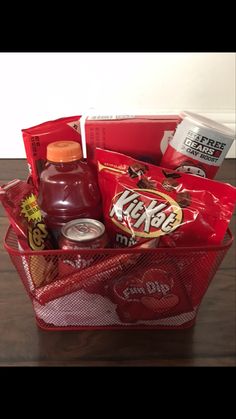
[0, 159, 235, 367]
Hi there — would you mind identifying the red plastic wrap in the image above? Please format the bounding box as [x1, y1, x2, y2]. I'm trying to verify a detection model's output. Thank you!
[96, 148, 236, 248]
[0, 180, 57, 287]
[0, 179, 54, 251]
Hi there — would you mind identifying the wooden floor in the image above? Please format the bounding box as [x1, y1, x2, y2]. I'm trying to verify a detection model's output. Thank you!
[0, 159, 235, 367]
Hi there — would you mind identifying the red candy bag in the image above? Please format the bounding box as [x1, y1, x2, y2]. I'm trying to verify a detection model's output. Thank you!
[0, 179, 54, 251]
[108, 259, 193, 323]
[0, 180, 57, 287]
[96, 148, 236, 247]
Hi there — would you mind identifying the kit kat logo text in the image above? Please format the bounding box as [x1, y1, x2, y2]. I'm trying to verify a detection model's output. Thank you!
[109, 189, 182, 238]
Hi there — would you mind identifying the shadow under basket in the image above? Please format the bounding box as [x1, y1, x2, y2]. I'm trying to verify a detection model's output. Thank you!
[4, 226, 233, 330]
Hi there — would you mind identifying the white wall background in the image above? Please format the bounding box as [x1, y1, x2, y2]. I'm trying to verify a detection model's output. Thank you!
[0, 52, 235, 158]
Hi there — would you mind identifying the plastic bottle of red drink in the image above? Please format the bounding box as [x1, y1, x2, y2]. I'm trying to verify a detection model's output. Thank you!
[38, 141, 102, 240]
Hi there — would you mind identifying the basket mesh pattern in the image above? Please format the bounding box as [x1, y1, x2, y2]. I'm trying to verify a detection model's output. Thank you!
[5, 226, 232, 330]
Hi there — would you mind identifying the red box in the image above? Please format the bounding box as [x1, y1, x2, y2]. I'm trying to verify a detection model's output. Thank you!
[83, 115, 181, 166]
[21, 114, 181, 192]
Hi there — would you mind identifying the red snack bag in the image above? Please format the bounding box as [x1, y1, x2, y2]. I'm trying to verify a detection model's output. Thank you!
[96, 148, 236, 247]
[108, 260, 192, 323]
[22, 115, 82, 191]
[0, 179, 57, 286]
[0, 180, 54, 251]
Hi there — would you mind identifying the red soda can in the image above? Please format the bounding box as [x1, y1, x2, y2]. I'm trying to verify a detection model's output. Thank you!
[58, 219, 108, 276]
[59, 218, 108, 250]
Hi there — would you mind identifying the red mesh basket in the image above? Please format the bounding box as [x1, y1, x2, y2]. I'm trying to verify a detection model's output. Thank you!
[4, 226, 233, 330]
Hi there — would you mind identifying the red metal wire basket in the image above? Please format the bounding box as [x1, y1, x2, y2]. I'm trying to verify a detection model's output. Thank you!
[4, 226, 233, 330]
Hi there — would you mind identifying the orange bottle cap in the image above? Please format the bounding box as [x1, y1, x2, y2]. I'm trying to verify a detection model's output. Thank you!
[47, 141, 82, 163]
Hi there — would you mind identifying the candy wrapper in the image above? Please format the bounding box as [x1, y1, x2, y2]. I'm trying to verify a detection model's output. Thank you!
[96, 148, 236, 248]
[108, 260, 192, 323]
[0, 179, 57, 286]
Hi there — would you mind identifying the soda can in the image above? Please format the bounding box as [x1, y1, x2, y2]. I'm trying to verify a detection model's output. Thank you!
[58, 219, 108, 276]
[59, 218, 108, 250]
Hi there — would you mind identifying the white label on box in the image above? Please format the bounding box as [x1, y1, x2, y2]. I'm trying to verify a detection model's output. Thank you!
[87, 115, 136, 120]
